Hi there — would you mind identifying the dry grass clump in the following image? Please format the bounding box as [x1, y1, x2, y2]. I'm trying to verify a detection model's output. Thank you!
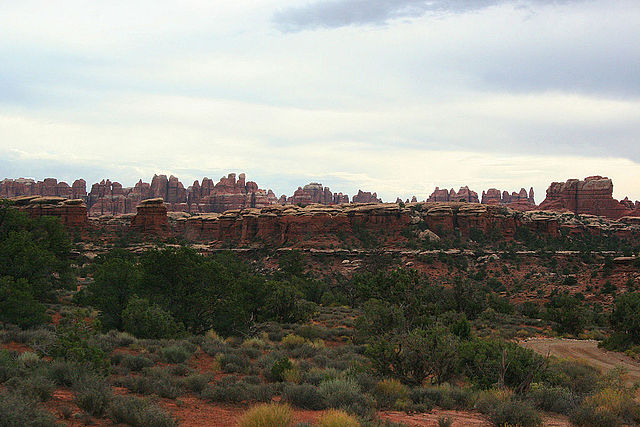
[316, 409, 360, 427]
[239, 403, 294, 427]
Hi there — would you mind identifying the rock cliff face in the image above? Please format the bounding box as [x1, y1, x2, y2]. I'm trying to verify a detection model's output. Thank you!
[187, 173, 279, 213]
[11, 196, 88, 228]
[130, 198, 168, 234]
[0, 178, 75, 199]
[286, 183, 350, 205]
[427, 186, 480, 203]
[173, 202, 639, 247]
[4, 174, 639, 221]
[481, 187, 536, 211]
[538, 176, 634, 219]
[352, 190, 382, 204]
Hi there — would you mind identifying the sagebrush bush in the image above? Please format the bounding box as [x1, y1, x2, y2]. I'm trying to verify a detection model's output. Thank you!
[109, 395, 177, 427]
[73, 375, 113, 417]
[118, 371, 183, 399]
[239, 403, 294, 427]
[117, 353, 155, 372]
[17, 351, 41, 369]
[318, 379, 373, 418]
[45, 360, 81, 386]
[410, 384, 473, 410]
[6, 375, 55, 402]
[282, 383, 327, 410]
[0, 391, 57, 427]
[160, 344, 193, 364]
[181, 373, 211, 394]
[483, 399, 542, 427]
[316, 409, 360, 427]
[373, 379, 409, 409]
[526, 383, 578, 415]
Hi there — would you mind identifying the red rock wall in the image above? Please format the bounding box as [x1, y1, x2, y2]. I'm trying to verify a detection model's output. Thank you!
[539, 176, 634, 219]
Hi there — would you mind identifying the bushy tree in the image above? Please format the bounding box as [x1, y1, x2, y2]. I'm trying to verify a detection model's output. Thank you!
[0, 276, 48, 328]
[603, 292, 640, 350]
[121, 296, 185, 339]
[458, 339, 545, 392]
[366, 326, 460, 385]
[545, 294, 587, 335]
[0, 201, 72, 301]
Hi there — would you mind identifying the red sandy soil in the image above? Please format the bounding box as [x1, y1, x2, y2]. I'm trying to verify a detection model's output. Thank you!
[1, 341, 32, 353]
[379, 409, 569, 426]
[45, 388, 113, 426]
[190, 350, 220, 374]
[160, 398, 323, 427]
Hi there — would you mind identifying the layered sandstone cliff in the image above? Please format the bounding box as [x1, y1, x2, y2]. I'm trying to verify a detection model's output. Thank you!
[10, 196, 88, 228]
[130, 198, 168, 234]
[538, 176, 635, 219]
[427, 186, 480, 203]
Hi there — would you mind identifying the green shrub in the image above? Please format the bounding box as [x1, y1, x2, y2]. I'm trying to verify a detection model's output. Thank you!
[181, 373, 211, 394]
[544, 359, 600, 396]
[109, 395, 177, 427]
[0, 277, 49, 328]
[482, 399, 542, 427]
[122, 296, 185, 339]
[373, 379, 409, 409]
[410, 385, 472, 410]
[50, 319, 110, 372]
[159, 344, 193, 364]
[117, 354, 155, 372]
[17, 351, 41, 369]
[282, 383, 327, 410]
[526, 383, 578, 415]
[45, 360, 81, 386]
[73, 375, 113, 417]
[202, 377, 249, 403]
[6, 375, 55, 402]
[569, 404, 620, 427]
[239, 403, 294, 427]
[269, 357, 293, 382]
[0, 391, 57, 427]
[318, 379, 373, 418]
[119, 372, 183, 399]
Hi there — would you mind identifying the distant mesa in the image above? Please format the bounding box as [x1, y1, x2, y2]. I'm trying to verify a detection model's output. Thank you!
[0, 173, 384, 218]
[2, 173, 639, 221]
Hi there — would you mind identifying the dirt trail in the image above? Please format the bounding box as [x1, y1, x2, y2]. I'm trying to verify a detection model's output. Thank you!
[521, 338, 640, 386]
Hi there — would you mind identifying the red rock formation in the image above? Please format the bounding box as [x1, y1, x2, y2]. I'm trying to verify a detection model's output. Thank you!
[130, 198, 168, 234]
[481, 187, 535, 211]
[427, 186, 479, 203]
[539, 176, 633, 219]
[286, 183, 351, 205]
[352, 190, 382, 204]
[12, 196, 88, 228]
[72, 179, 87, 200]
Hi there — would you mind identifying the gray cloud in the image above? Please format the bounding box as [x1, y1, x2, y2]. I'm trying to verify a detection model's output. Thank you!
[273, 0, 586, 31]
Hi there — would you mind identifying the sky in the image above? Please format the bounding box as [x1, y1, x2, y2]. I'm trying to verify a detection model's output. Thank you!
[1, 0, 639, 203]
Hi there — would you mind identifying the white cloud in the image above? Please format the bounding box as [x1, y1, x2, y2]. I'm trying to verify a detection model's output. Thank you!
[0, 0, 639, 202]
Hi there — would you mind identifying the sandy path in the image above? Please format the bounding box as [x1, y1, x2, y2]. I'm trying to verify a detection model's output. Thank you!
[521, 338, 640, 386]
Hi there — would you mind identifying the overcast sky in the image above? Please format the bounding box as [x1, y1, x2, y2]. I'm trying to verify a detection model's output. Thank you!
[1, 0, 639, 202]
